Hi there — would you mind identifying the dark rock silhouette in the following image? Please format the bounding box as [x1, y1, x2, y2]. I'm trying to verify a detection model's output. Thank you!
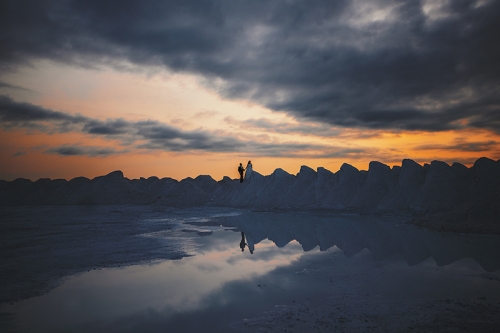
[325, 163, 366, 210]
[348, 161, 397, 211]
[1, 158, 499, 233]
[378, 159, 427, 213]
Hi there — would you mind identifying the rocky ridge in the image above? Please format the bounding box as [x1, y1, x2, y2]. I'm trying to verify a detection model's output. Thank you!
[1, 157, 499, 233]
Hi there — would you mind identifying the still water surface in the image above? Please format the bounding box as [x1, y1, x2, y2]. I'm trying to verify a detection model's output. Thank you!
[2, 209, 500, 332]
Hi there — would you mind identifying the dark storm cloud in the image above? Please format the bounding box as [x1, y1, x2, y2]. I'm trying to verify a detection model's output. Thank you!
[2, 0, 500, 133]
[0, 95, 89, 132]
[225, 117, 341, 137]
[134, 120, 343, 157]
[225, 117, 383, 139]
[45, 145, 120, 157]
[1, 95, 351, 158]
[0, 95, 85, 123]
[416, 140, 499, 152]
[134, 120, 243, 152]
[0, 95, 239, 152]
[83, 119, 132, 135]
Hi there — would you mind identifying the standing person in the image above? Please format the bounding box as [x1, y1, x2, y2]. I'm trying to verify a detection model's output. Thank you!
[238, 163, 245, 183]
[239, 232, 247, 252]
[244, 160, 253, 180]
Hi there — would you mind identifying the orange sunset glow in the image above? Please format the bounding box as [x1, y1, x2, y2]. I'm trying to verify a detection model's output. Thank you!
[1, 1, 499, 182]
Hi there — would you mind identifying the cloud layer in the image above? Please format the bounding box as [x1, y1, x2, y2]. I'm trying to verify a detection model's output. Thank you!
[1, 0, 499, 133]
[1, 95, 346, 158]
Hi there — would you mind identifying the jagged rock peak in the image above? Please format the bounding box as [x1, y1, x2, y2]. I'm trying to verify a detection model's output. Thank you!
[368, 161, 391, 171]
[402, 158, 422, 168]
[35, 178, 52, 183]
[369, 161, 387, 168]
[195, 175, 216, 182]
[317, 166, 333, 174]
[430, 160, 450, 168]
[297, 165, 316, 177]
[452, 162, 468, 172]
[69, 176, 90, 183]
[339, 163, 358, 173]
[12, 178, 32, 184]
[474, 157, 497, 168]
[272, 168, 293, 177]
[104, 170, 124, 179]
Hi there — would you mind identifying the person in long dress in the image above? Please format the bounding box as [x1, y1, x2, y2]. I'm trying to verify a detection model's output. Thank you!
[239, 232, 253, 254]
[244, 160, 252, 180]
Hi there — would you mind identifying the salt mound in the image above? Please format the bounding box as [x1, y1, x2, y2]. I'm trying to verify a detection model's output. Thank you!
[348, 161, 397, 211]
[378, 159, 427, 213]
[253, 168, 294, 208]
[322, 163, 365, 209]
[1, 157, 499, 234]
[281, 165, 318, 208]
[467, 157, 500, 224]
[411, 161, 470, 213]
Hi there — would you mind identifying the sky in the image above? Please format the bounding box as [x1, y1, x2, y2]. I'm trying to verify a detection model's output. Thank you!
[1, 0, 499, 181]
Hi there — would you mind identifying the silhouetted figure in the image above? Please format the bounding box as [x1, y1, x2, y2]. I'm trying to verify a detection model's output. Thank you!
[238, 163, 245, 183]
[239, 232, 254, 254]
[240, 232, 247, 251]
[244, 160, 253, 180]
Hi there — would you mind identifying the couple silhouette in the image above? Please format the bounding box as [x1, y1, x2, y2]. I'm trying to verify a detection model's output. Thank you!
[238, 160, 253, 183]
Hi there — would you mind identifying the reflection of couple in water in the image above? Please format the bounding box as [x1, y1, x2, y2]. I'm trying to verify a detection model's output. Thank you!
[238, 161, 253, 183]
[239, 232, 254, 254]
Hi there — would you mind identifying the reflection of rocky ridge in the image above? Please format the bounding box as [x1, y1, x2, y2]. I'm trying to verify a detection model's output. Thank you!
[1, 158, 499, 233]
[212, 212, 500, 272]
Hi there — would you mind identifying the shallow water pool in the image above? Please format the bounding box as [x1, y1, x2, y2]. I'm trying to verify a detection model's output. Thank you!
[1, 207, 500, 332]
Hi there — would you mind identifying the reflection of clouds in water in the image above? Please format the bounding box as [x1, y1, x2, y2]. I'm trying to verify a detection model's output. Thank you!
[4, 209, 500, 333]
[192, 262, 222, 273]
[84, 250, 313, 332]
[25, 228, 299, 328]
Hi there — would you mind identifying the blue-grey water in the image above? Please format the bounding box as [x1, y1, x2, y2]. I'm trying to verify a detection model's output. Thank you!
[1, 207, 499, 332]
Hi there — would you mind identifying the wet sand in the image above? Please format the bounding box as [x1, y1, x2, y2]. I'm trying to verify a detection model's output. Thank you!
[230, 249, 500, 333]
